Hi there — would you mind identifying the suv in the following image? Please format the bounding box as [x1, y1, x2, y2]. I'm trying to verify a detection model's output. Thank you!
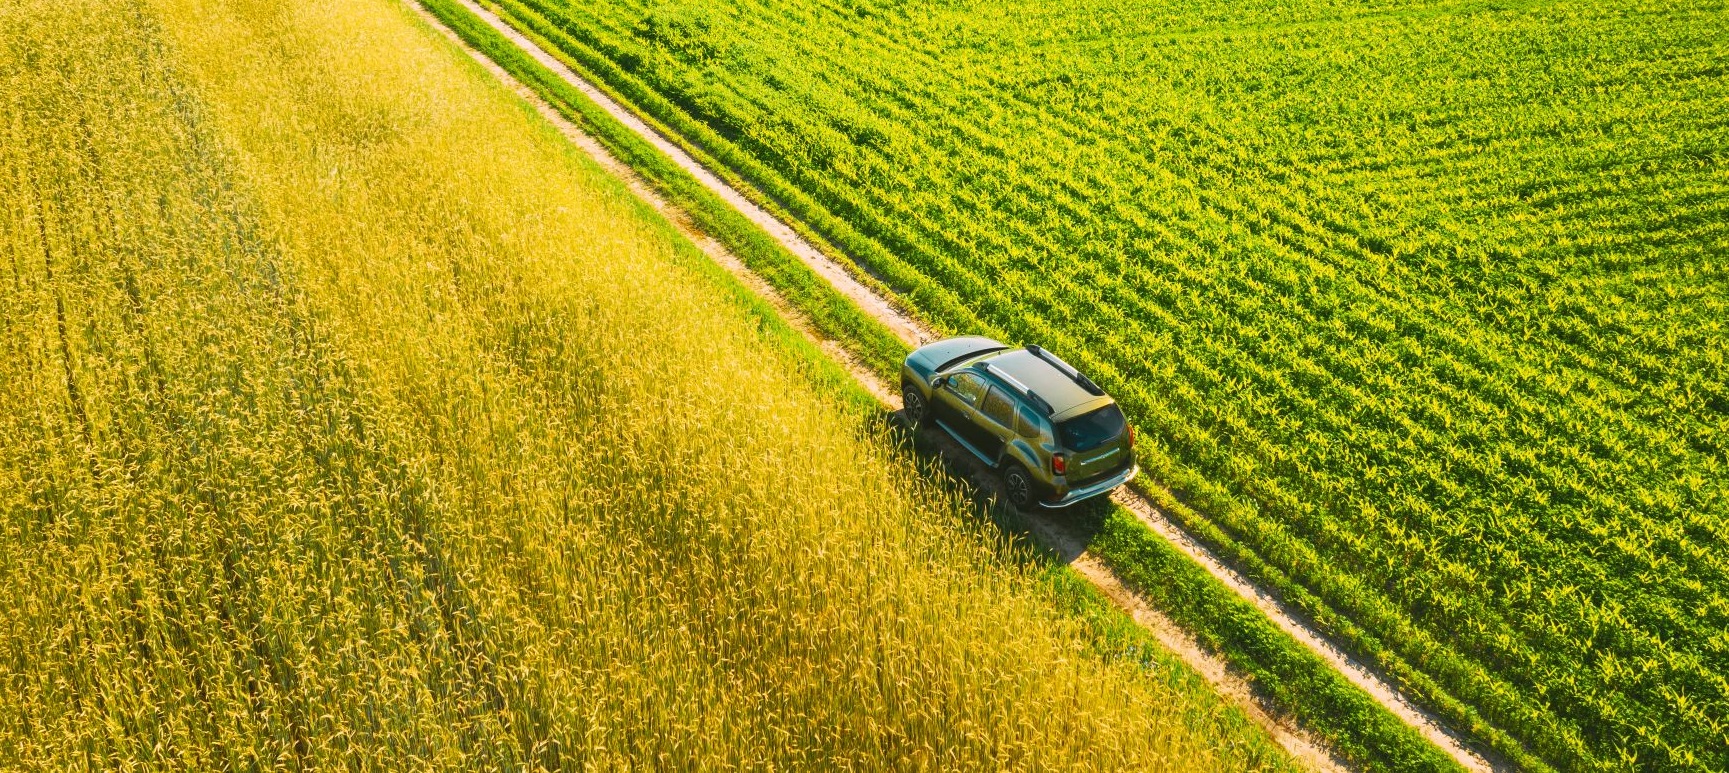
[900, 337, 1137, 509]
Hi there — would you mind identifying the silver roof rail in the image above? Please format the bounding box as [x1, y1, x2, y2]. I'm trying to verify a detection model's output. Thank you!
[980, 361, 1055, 416]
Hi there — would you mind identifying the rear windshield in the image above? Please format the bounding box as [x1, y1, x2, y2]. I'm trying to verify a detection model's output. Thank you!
[1058, 405, 1126, 451]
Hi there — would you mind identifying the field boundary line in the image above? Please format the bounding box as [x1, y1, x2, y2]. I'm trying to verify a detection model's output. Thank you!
[407, 1, 1498, 770]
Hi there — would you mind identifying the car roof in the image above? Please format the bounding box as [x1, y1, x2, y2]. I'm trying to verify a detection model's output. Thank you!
[965, 348, 1110, 419]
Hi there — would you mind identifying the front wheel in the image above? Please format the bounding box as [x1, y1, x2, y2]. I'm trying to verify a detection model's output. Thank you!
[1003, 464, 1037, 510]
[901, 382, 928, 428]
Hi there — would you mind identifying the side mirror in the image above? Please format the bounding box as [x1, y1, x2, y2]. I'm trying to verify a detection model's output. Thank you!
[932, 375, 949, 390]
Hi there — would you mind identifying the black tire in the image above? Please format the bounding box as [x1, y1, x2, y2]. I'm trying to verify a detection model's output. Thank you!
[1002, 463, 1037, 510]
[901, 381, 928, 428]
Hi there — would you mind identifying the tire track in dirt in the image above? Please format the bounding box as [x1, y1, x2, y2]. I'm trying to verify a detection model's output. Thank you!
[409, 2, 1498, 770]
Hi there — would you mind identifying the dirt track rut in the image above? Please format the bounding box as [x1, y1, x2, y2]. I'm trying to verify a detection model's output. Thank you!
[410, 2, 1501, 770]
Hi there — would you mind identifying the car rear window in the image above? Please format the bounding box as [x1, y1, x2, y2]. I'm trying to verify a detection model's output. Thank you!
[1058, 405, 1126, 451]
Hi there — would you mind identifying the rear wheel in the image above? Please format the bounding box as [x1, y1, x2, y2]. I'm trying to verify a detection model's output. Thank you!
[1003, 464, 1037, 510]
[901, 381, 928, 428]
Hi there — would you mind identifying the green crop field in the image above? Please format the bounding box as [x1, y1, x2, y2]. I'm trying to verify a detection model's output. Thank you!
[478, 0, 1729, 769]
[0, 0, 1309, 768]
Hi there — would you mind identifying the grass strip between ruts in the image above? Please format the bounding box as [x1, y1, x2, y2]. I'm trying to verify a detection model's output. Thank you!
[410, 1, 1469, 770]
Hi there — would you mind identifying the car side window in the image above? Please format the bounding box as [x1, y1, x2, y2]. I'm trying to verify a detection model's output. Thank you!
[1015, 404, 1044, 438]
[947, 372, 986, 407]
[980, 387, 1015, 429]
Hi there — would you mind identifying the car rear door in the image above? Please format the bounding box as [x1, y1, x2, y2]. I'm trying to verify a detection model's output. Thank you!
[975, 386, 1018, 461]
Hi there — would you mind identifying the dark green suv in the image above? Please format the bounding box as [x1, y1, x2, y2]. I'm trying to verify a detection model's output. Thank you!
[901, 337, 1137, 509]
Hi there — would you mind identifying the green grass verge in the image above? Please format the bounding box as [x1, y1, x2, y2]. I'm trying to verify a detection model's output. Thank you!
[410, 1, 1472, 770]
[1089, 505, 1462, 772]
[1125, 478, 1549, 772]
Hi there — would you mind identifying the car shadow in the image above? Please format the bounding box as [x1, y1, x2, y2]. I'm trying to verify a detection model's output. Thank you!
[881, 406, 1115, 568]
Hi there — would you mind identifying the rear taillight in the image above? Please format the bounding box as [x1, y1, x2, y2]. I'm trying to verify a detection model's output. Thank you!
[1127, 424, 1136, 447]
[1052, 453, 1068, 476]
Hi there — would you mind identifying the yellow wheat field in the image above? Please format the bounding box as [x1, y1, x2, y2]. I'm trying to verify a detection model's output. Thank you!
[0, 0, 1295, 768]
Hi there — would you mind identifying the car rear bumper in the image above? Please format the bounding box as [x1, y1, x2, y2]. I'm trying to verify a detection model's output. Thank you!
[1041, 464, 1137, 508]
